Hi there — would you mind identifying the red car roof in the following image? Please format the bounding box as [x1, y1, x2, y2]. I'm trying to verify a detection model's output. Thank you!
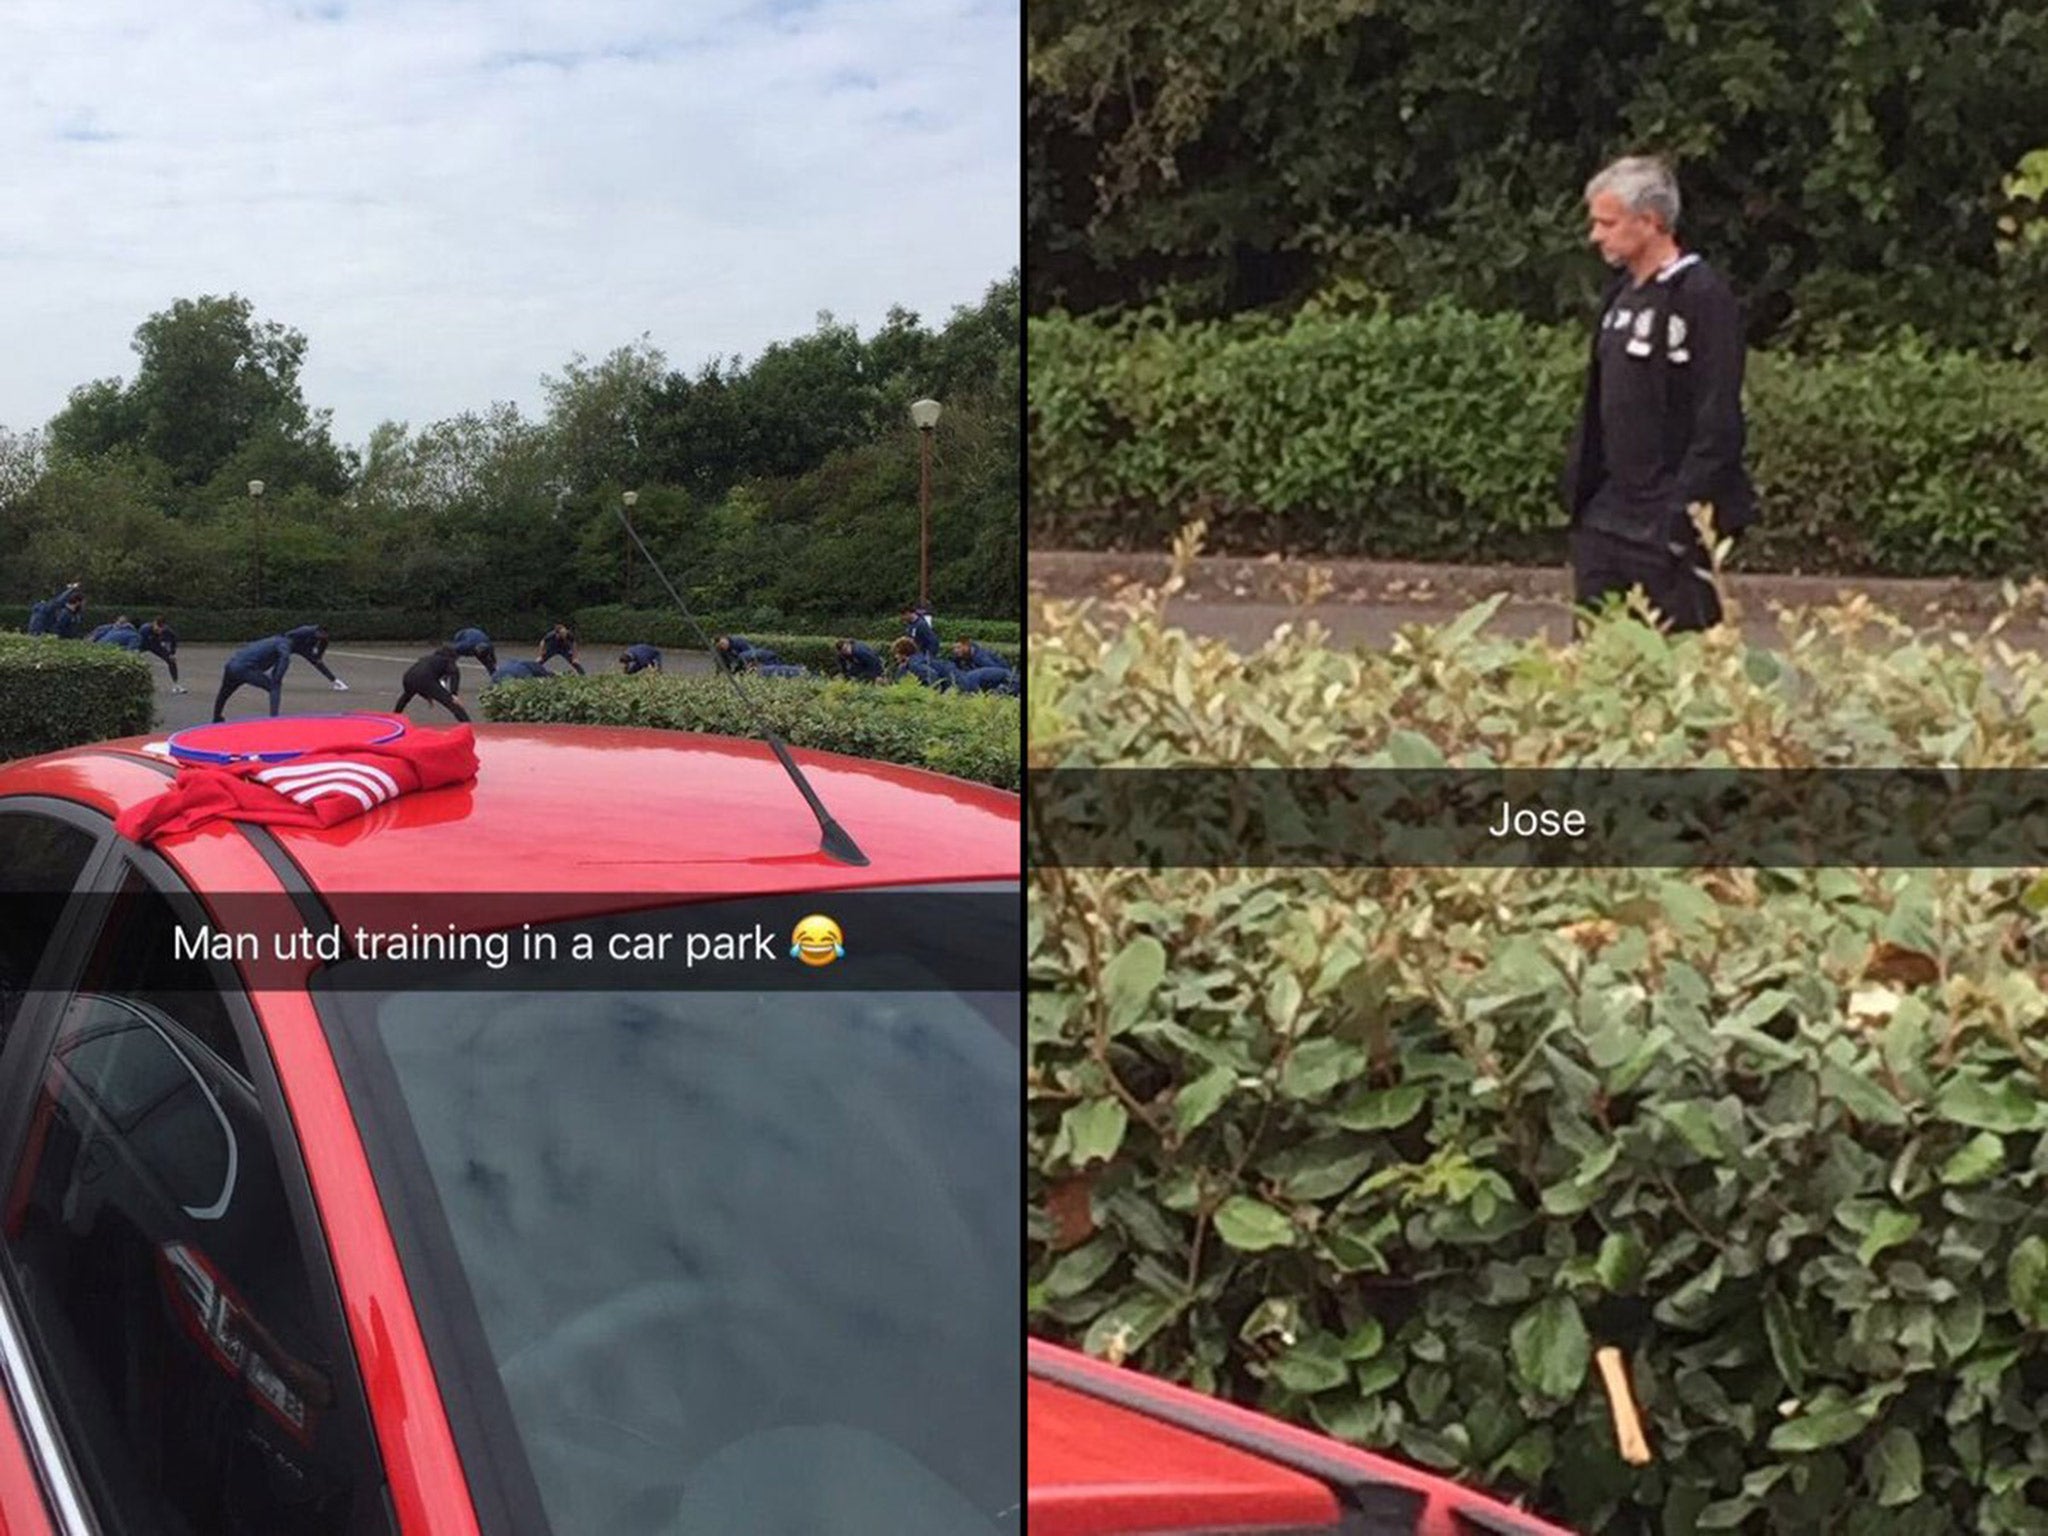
[0, 724, 1019, 907]
[1031, 1375, 1342, 1534]
[1029, 1341, 1579, 1536]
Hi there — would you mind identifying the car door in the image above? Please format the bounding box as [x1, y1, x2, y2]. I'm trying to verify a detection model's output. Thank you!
[0, 799, 109, 1536]
[0, 837, 395, 1536]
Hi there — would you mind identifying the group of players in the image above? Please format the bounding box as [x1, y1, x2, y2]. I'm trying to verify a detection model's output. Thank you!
[24, 585, 1017, 725]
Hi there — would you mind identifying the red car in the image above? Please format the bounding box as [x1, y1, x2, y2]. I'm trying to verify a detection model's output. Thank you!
[1030, 1339, 1580, 1535]
[0, 720, 1020, 1535]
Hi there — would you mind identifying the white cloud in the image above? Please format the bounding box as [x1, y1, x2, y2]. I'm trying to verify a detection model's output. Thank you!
[0, 0, 1019, 448]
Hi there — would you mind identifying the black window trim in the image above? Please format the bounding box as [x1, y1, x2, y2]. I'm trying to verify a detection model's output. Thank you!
[0, 817, 400, 1535]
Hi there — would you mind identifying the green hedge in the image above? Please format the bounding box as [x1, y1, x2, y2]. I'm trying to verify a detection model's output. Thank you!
[1029, 570, 2048, 1534]
[0, 635, 155, 762]
[0, 607, 563, 644]
[1029, 303, 2048, 577]
[570, 604, 1022, 649]
[568, 625, 1017, 676]
[481, 672, 1020, 791]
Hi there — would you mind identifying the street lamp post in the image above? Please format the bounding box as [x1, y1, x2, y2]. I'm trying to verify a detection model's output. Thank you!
[909, 399, 941, 611]
[622, 490, 639, 606]
[248, 479, 266, 606]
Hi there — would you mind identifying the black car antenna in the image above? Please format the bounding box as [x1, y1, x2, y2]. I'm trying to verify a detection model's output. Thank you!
[615, 505, 869, 866]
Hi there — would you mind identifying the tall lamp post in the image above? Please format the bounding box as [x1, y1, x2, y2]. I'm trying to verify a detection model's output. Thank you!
[909, 398, 940, 611]
[248, 479, 266, 606]
[622, 489, 639, 606]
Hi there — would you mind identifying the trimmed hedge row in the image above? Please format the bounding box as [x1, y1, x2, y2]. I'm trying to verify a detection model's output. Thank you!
[568, 605, 1022, 649]
[0, 607, 560, 645]
[1028, 556, 2048, 1534]
[695, 633, 1018, 676]
[1029, 302, 2048, 577]
[480, 672, 1020, 791]
[0, 635, 155, 762]
[0, 604, 1023, 652]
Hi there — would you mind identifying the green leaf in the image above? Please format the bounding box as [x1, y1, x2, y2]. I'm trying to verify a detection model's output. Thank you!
[1341, 1318, 1385, 1359]
[2007, 1234, 2048, 1327]
[1270, 1334, 1349, 1394]
[1655, 1100, 1724, 1158]
[1435, 593, 1506, 652]
[1266, 970, 1304, 1032]
[1060, 1098, 1129, 1168]
[1104, 936, 1167, 1031]
[1596, 1232, 1646, 1294]
[1769, 1406, 1874, 1453]
[1821, 1059, 1909, 1127]
[1935, 1077, 2046, 1133]
[1173, 1064, 1237, 1135]
[1866, 1425, 1923, 1507]
[1082, 1291, 1177, 1362]
[1041, 1236, 1121, 1300]
[1939, 1131, 2006, 1186]
[1384, 728, 1445, 768]
[1509, 1293, 1590, 1398]
[1765, 1289, 1807, 1393]
[1213, 1195, 1296, 1252]
[1335, 1084, 1427, 1131]
[1353, 1354, 1403, 1396]
[1857, 1208, 1921, 1267]
[1277, 1037, 1364, 1101]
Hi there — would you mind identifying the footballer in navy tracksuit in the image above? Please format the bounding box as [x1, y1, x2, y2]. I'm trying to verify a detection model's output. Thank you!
[901, 607, 940, 659]
[139, 618, 185, 690]
[950, 640, 1008, 674]
[286, 623, 348, 688]
[539, 623, 585, 675]
[619, 644, 663, 675]
[451, 627, 498, 675]
[491, 660, 554, 683]
[212, 635, 293, 721]
[1562, 250, 1757, 633]
[90, 619, 142, 650]
[835, 639, 884, 682]
[713, 635, 753, 674]
[26, 584, 78, 637]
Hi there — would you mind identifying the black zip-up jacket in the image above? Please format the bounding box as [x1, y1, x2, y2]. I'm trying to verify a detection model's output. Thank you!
[1561, 254, 1758, 548]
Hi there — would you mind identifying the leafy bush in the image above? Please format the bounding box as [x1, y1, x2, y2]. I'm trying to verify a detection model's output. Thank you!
[1029, 305, 2048, 577]
[0, 635, 155, 761]
[481, 672, 1020, 790]
[1028, 549, 2048, 1534]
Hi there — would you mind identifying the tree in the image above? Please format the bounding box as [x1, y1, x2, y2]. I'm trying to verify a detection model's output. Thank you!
[1028, 0, 2048, 352]
[45, 294, 349, 495]
[541, 339, 666, 495]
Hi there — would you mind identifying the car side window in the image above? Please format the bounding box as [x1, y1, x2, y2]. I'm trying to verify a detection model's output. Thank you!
[0, 810, 98, 1040]
[2, 867, 390, 1535]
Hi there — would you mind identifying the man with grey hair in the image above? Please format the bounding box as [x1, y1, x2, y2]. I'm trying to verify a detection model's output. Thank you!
[1560, 155, 1757, 631]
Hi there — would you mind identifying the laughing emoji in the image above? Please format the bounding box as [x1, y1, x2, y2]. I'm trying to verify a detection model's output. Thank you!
[790, 914, 844, 968]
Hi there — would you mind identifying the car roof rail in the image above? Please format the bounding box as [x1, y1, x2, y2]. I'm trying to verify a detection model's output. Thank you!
[617, 504, 868, 867]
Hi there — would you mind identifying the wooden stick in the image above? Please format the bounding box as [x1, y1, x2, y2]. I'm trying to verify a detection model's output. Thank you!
[1596, 1346, 1652, 1465]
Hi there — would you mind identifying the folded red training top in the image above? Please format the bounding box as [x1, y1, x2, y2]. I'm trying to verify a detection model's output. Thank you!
[115, 714, 480, 845]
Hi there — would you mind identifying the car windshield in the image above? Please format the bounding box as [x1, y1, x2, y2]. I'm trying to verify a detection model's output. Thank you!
[314, 895, 1018, 1536]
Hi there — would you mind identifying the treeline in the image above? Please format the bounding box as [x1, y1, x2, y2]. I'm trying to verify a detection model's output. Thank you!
[1029, 1, 2048, 356]
[0, 274, 1020, 626]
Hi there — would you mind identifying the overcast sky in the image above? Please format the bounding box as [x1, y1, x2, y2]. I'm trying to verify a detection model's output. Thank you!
[0, 0, 1019, 451]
